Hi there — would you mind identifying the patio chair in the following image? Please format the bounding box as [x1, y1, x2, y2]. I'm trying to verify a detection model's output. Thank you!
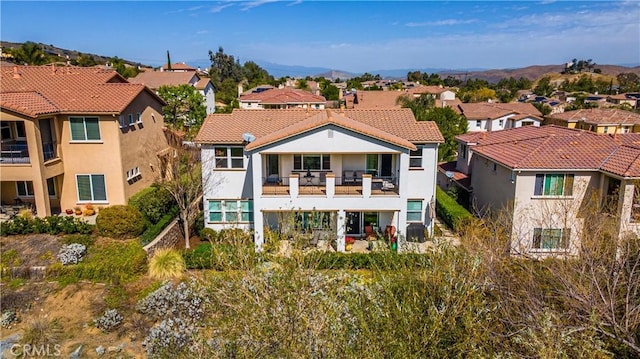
[381, 180, 395, 191]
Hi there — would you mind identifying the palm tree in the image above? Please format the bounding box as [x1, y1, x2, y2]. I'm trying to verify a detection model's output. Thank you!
[12, 42, 49, 65]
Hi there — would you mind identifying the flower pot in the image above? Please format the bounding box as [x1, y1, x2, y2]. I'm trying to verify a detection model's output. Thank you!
[345, 243, 353, 251]
[65, 209, 74, 215]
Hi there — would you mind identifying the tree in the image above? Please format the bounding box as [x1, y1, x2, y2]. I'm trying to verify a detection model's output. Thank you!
[532, 102, 552, 116]
[109, 57, 140, 78]
[617, 73, 640, 93]
[74, 53, 97, 67]
[155, 132, 204, 250]
[10, 41, 49, 65]
[243, 61, 273, 90]
[157, 84, 206, 139]
[296, 78, 310, 91]
[397, 95, 466, 161]
[320, 81, 339, 101]
[208, 47, 245, 105]
[533, 76, 555, 97]
[459, 87, 496, 103]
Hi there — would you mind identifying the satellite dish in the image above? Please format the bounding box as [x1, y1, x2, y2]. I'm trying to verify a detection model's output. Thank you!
[242, 133, 256, 143]
[445, 171, 454, 179]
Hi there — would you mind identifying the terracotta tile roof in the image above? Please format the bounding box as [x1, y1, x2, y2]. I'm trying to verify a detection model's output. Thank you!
[129, 71, 197, 89]
[1, 64, 160, 117]
[546, 108, 640, 126]
[161, 63, 196, 71]
[458, 102, 542, 120]
[438, 161, 471, 189]
[194, 78, 211, 90]
[344, 91, 404, 109]
[239, 88, 326, 104]
[195, 109, 443, 149]
[407, 86, 452, 95]
[464, 125, 640, 177]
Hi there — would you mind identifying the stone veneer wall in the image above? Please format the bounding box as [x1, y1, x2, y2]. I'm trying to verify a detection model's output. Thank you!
[143, 218, 184, 256]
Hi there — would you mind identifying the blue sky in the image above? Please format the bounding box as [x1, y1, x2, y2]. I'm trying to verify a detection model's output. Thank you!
[2, 1, 639, 73]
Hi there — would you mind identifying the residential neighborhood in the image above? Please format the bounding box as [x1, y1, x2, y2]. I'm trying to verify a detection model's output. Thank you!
[1, 3, 639, 354]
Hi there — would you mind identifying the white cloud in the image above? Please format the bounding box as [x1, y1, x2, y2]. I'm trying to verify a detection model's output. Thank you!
[210, 3, 234, 13]
[241, 0, 279, 11]
[405, 19, 477, 27]
[196, 30, 209, 35]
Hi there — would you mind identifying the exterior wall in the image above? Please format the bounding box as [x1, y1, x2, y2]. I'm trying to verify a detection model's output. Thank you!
[455, 141, 472, 175]
[201, 126, 440, 252]
[470, 156, 516, 214]
[439, 91, 456, 101]
[512, 117, 541, 128]
[201, 83, 216, 114]
[467, 119, 487, 132]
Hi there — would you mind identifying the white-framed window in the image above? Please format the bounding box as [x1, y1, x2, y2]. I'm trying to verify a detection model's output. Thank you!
[534, 173, 574, 196]
[70, 117, 100, 141]
[208, 199, 253, 223]
[293, 154, 331, 171]
[499, 119, 504, 127]
[76, 174, 107, 202]
[126, 167, 141, 181]
[407, 200, 423, 222]
[16, 181, 34, 197]
[532, 228, 569, 250]
[128, 114, 135, 126]
[603, 126, 609, 134]
[136, 113, 142, 124]
[409, 148, 422, 168]
[118, 115, 126, 129]
[476, 120, 481, 128]
[214, 147, 244, 169]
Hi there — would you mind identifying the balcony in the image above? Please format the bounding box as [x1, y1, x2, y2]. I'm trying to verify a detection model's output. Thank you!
[0, 141, 30, 164]
[262, 173, 399, 198]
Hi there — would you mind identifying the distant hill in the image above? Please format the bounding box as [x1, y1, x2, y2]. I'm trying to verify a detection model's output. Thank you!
[3, 41, 639, 83]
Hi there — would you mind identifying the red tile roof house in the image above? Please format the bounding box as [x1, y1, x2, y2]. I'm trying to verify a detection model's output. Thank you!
[457, 102, 543, 132]
[194, 108, 444, 251]
[130, 70, 216, 114]
[449, 125, 640, 257]
[0, 64, 170, 217]
[545, 108, 640, 134]
[238, 88, 327, 110]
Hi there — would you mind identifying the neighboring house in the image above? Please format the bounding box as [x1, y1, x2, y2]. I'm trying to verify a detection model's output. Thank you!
[606, 93, 638, 108]
[408, 86, 456, 101]
[195, 108, 444, 251]
[344, 90, 461, 110]
[238, 88, 326, 110]
[457, 102, 543, 132]
[160, 62, 197, 72]
[130, 71, 216, 114]
[0, 64, 170, 217]
[446, 125, 640, 257]
[545, 108, 640, 134]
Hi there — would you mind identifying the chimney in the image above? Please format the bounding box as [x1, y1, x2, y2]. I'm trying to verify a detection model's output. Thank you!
[12, 66, 21, 79]
[238, 84, 243, 97]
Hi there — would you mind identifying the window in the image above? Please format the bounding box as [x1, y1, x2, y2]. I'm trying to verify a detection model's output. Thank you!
[409, 148, 422, 168]
[46, 178, 56, 197]
[1, 122, 11, 139]
[70, 117, 100, 141]
[214, 147, 244, 169]
[533, 228, 570, 250]
[460, 144, 467, 159]
[499, 119, 504, 127]
[366, 154, 378, 175]
[136, 113, 142, 124]
[476, 120, 481, 128]
[603, 126, 609, 134]
[208, 200, 253, 223]
[126, 167, 141, 180]
[293, 154, 330, 171]
[296, 211, 333, 231]
[407, 200, 422, 222]
[119, 116, 126, 128]
[128, 114, 135, 126]
[623, 126, 630, 134]
[521, 121, 534, 126]
[534, 174, 574, 196]
[492, 163, 497, 172]
[76, 174, 106, 202]
[16, 181, 34, 197]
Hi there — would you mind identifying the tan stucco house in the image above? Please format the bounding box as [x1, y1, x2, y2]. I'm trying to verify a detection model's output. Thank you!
[545, 108, 640, 134]
[0, 64, 170, 217]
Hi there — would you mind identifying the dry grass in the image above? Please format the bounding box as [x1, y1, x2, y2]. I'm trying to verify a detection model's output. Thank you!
[148, 249, 185, 281]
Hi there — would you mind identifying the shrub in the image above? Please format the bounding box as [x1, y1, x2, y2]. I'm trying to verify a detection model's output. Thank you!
[1, 310, 18, 328]
[93, 309, 124, 333]
[136, 280, 206, 322]
[128, 186, 177, 224]
[139, 208, 178, 246]
[149, 249, 185, 281]
[182, 243, 257, 270]
[96, 205, 146, 239]
[52, 240, 147, 284]
[60, 234, 95, 247]
[436, 186, 473, 232]
[0, 215, 93, 236]
[144, 317, 195, 358]
[57, 243, 87, 265]
[21, 317, 62, 347]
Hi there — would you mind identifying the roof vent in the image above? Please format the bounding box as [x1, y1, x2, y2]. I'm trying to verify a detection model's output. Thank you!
[12, 66, 21, 79]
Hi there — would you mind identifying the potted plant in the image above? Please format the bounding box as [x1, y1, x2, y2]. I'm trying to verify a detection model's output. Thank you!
[74, 206, 82, 215]
[345, 236, 356, 251]
[65, 209, 74, 215]
[83, 203, 95, 216]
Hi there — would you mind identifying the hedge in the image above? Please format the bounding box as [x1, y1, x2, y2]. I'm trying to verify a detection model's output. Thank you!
[128, 185, 177, 225]
[0, 215, 94, 236]
[435, 186, 473, 233]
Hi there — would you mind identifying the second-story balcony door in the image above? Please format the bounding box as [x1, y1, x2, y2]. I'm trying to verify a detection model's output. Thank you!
[39, 118, 57, 161]
[267, 154, 279, 177]
[381, 154, 393, 177]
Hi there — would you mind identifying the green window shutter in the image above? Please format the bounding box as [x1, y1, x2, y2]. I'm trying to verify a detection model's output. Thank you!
[85, 118, 101, 140]
[70, 117, 86, 140]
[91, 175, 106, 201]
[77, 175, 92, 201]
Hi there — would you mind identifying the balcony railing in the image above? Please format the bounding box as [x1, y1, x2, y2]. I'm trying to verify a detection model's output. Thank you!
[0, 143, 30, 164]
[261, 174, 399, 197]
[43, 142, 57, 162]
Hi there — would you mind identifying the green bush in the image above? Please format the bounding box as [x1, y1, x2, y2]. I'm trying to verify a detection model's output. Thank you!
[0, 215, 93, 236]
[128, 186, 177, 224]
[51, 240, 147, 284]
[139, 208, 179, 246]
[96, 205, 146, 239]
[183, 243, 257, 270]
[60, 234, 96, 247]
[436, 186, 473, 232]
